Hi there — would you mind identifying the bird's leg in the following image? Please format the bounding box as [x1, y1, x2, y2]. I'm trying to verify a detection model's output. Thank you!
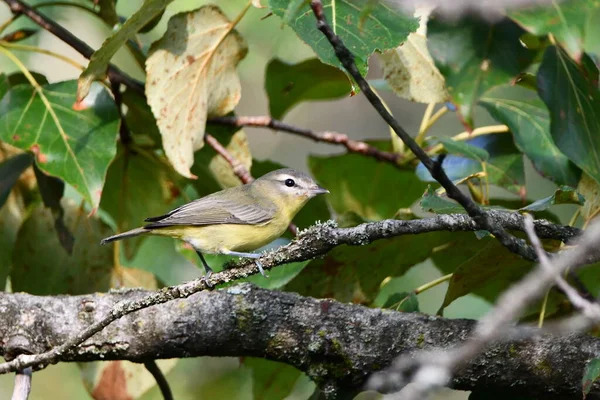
[196, 251, 214, 287]
[222, 250, 267, 277]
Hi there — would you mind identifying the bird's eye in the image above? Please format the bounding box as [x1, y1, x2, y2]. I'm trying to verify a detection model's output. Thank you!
[284, 178, 295, 187]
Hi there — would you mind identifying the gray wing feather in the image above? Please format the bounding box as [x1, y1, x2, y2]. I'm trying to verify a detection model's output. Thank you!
[144, 187, 276, 228]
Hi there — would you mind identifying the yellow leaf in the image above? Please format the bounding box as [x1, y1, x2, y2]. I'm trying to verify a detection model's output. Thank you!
[145, 5, 248, 178]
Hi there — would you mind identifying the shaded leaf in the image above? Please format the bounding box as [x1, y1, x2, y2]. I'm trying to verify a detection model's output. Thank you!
[480, 84, 581, 186]
[121, 88, 162, 146]
[436, 137, 489, 162]
[265, 58, 351, 120]
[77, 0, 173, 100]
[11, 200, 114, 295]
[380, 7, 448, 103]
[578, 173, 600, 224]
[269, 0, 418, 85]
[95, 0, 119, 25]
[286, 231, 452, 303]
[146, 5, 248, 178]
[420, 186, 466, 214]
[520, 186, 585, 211]
[0, 29, 37, 43]
[0, 153, 33, 208]
[416, 133, 525, 195]
[510, 0, 600, 59]
[244, 358, 303, 400]
[100, 146, 174, 259]
[583, 358, 600, 398]
[584, 6, 600, 58]
[6, 71, 49, 87]
[537, 46, 600, 186]
[310, 141, 428, 221]
[0, 190, 25, 291]
[427, 16, 535, 125]
[0, 73, 8, 100]
[0, 80, 119, 208]
[383, 291, 420, 312]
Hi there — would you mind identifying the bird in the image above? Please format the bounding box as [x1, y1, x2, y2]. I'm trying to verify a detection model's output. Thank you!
[100, 168, 329, 282]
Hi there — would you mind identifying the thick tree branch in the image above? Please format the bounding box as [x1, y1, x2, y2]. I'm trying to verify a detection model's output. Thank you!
[0, 285, 599, 399]
[0, 213, 583, 376]
[208, 115, 403, 166]
[1, 0, 144, 94]
[309, 0, 538, 263]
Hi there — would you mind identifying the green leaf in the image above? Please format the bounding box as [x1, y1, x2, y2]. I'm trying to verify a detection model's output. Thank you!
[538, 46, 600, 185]
[77, 0, 173, 100]
[0, 188, 25, 291]
[420, 186, 466, 214]
[383, 291, 420, 312]
[416, 133, 525, 195]
[286, 231, 452, 303]
[510, 0, 600, 59]
[310, 141, 428, 221]
[100, 146, 174, 259]
[0, 153, 33, 208]
[244, 358, 304, 400]
[436, 137, 489, 162]
[265, 58, 351, 120]
[0, 80, 120, 208]
[520, 186, 585, 211]
[268, 0, 418, 85]
[11, 201, 114, 295]
[480, 84, 581, 187]
[0, 73, 8, 100]
[583, 358, 600, 398]
[121, 88, 162, 146]
[584, 6, 600, 57]
[427, 16, 535, 125]
[578, 173, 600, 224]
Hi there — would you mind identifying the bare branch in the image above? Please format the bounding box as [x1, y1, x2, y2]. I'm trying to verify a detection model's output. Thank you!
[208, 115, 403, 166]
[144, 361, 173, 400]
[205, 133, 254, 184]
[0, 285, 599, 398]
[368, 218, 600, 399]
[0, 212, 581, 375]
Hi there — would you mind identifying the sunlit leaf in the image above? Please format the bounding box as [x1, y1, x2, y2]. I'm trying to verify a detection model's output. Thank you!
[269, 0, 418, 86]
[265, 58, 351, 119]
[510, 0, 600, 59]
[583, 358, 600, 398]
[146, 5, 248, 178]
[427, 16, 535, 125]
[77, 0, 173, 100]
[537, 46, 600, 186]
[11, 200, 114, 295]
[480, 84, 581, 187]
[0, 80, 119, 208]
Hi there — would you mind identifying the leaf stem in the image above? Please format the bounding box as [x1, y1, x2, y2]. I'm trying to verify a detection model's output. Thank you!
[416, 102, 436, 146]
[0, 1, 96, 35]
[0, 40, 85, 70]
[414, 273, 453, 295]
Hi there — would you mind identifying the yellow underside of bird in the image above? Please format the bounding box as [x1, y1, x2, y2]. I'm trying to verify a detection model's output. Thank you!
[149, 219, 289, 253]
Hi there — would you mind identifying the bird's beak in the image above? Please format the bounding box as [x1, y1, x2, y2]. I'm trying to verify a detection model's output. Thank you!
[309, 184, 329, 195]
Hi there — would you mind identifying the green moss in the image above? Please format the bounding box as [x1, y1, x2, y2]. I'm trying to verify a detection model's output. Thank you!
[508, 344, 518, 356]
[534, 358, 553, 376]
[233, 296, 252, 331]
[417, 333, 425, 348]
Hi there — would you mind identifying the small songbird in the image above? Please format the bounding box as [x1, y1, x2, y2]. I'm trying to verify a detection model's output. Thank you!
[100, 168, 329, 280]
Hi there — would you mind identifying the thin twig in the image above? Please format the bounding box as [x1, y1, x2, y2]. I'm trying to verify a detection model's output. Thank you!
[0, 212, 582, 375]
[208, 115, 403, 166]
[110, 81, 132, 145]
[308, 0, 537, 262]
[11, 368, 32, 400]
[205, 134, 254, 184]
[1, 0, 144, 94]
[144, 361, 173, 400]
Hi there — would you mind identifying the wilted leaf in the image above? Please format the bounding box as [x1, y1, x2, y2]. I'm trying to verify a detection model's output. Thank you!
[269, 0, 419, 85]
[265, 58, 351, 119]
[380, 7, 448, 103]
[244, 358, 304, 400]
[77, 0, 173, 100]
[578, 173, 600, 224]
[0, 29, 37, 43]
[427, 16, 535, 125]
[11, 200, 114, 295]
[286, 231, 452, 303]
[0, 153, 33, 208]
[520, 186, 585, 212]
[146, 5, 248, 178]
[100, 147, 174, 259]
[537, 46, 600, 186]
[480, 85, 581, 187]
[583, 358, 600, 398]
[310, 141, 428, 221]
[416, 133, 525, 195]
[510, 0, 600, 59]
[0, 80, 120, 208]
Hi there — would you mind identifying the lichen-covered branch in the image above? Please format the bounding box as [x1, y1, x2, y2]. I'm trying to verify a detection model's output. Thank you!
[0, 284, 599, 399]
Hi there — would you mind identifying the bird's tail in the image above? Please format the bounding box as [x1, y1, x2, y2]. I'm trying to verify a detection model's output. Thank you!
[100, 227, 149, 245]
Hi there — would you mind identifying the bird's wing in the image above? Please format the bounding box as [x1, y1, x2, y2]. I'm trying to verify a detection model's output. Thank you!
[144, 186, 276, 228]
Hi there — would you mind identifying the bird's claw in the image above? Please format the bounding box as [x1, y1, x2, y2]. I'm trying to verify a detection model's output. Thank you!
[201, 271, 214, 289]
[256, 260, 267, 278]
